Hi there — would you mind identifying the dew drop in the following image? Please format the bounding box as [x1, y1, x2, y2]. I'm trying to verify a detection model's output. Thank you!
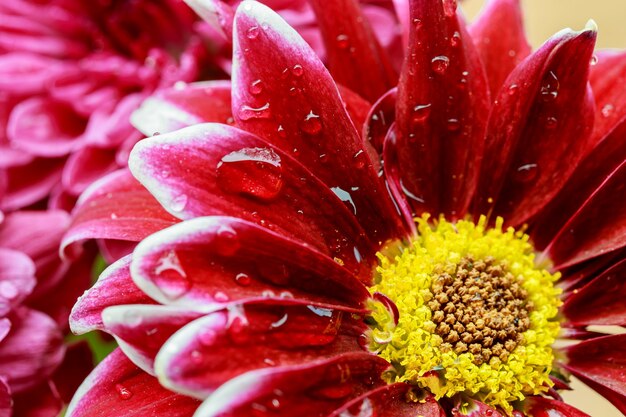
[590, 54, 598, 66]
[412, 103, 432, 123]
[300, 111, 322, 135]
[515, 163, 539, 183]
[214, 291, 230, 302]
[540, 71, 559, 102]
[277, 125, 287, 138]
[216, 147, 284, 201]
[270, 313, 289, 329]
[238, 103, 271, 120]
[246, 26, 260, 39]
[601, 103, 614, 118]
[431, 56, 450, 74]
[291, 64, 304, 77]
[154, 250, 190, 299]
[197, 328, 216, 346]
[215, 225, 240, 256]
[544, 116, 558, 129]
[124, 310, 143, 327]
[450, 31, 461, 47]
[412, 18, 422, 28]
[353, 150, 367, 169]
[155, 250, 186, 277]
[446, 118, 461, 132]
[170, 194, 188, 212]
[115, 384, 133, 400]
[249, 79, 264, 95]
[235, 272, 252, 286]
[507, 84, 519, 96]
[0, 282, 18, 300]
[486, 409, 494, 416]
[336, 34, 350, 49]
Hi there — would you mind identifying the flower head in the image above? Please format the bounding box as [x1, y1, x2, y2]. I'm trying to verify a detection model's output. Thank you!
[65, 1, 626, 416]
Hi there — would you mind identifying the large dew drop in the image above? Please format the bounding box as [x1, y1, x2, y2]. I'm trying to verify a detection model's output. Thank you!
[217, 147, 284, 201]
[238, 103, 272, 120]
[300, 111, 322, 135]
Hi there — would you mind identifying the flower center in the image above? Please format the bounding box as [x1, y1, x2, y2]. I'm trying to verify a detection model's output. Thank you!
[367, 215, 562, 412]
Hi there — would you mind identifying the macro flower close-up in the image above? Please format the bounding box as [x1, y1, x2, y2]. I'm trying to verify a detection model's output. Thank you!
[7, 0, 626, 416]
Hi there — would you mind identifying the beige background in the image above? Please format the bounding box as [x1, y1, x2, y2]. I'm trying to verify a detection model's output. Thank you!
[461, 1, 625, 415]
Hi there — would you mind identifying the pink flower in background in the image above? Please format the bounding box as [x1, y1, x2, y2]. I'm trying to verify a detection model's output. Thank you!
[0, 210, 94, 416]
[62, 1, 626, 416]
[0, 0, 401, 212]
[0, 0, 223, 211]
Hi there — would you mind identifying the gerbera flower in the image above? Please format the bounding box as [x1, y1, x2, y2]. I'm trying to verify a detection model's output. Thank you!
[0, 210, 95, 416]
[64, 0, 626, 416]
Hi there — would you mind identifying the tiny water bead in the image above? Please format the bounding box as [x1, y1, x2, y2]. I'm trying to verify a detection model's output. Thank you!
[431, 55, 450, 74]
[367, 215, 561, 412]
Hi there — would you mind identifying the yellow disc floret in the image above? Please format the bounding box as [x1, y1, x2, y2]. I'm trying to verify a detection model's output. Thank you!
[368, 215, 561, 412]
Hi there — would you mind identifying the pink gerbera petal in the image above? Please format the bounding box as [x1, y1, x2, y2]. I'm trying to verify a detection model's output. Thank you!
[155, 303, 366, 398]
[66, 349, 200, 417]
[130, 216, 370, 310]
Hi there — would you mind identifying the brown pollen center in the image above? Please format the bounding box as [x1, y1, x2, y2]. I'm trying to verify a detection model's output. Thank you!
[428, 256, 532, 365]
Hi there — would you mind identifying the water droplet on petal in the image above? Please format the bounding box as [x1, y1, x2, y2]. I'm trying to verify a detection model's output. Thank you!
[217, 147, 284, 201]
[540, 71, 559, 102]
[412, 103, 432, 123]
[291, 64, 304, 77]
[115, 384, 133, 400]
[124, 310, 143, 327]
[446, 118, 461, 132]
[336, 34, 350, 49]
[249, 79, 263, 95]
[353, 150, 367, 169]
[198, 328, 217, 346]
[235, 273, 252, 286]
[246, 26, 260, 39]
[277, 125, 287, 138]
[450, 31, 461, 47]
[507, 84, 519, 96]
[238, 103, 271, 120]
[601, 103, 614, 118]
[154, 250, 190, 299]
[215, 225, 240, 256]
[515, 163, 539, 183]
[170, 194, 188, 212]
[431, 56, 450, 74]
[300, 111, 322, 135]
[590, 54, 598, 66]
[544, 116, 558, 129]
[214, 291, 230, 302]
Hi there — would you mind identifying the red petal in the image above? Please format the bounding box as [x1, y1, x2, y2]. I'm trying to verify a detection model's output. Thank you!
[62, 146, 118, 196]
[61, 170, 179, 258]
[102, 305, 201, 374]
[308, 0, 396, 102]
[469, 0, 531, 97]
[131, 81, 233, 136]
[524, 396, 590, 417]
[589, 51, 626, 145]
[328, 383, 446, 417]
[128, 124, 377, 279]
[0, 308, 64, 393]
[52, 341, 94, 403]
[392, 0, 490, 218]
[184, 0, 234, 40]
[0, 379, 10, 417]
[66, 349, 200, 417]
[531, 117, 626, 250]
[231, 1, 405, 243]
[563, 334, 626, 409]
[193, 352, 388, 417]
[69, 255, 155, 335]
[7, 97, 86, 157]
[364, 87, 396, 155]
[0, 248, 36, 316]
[131, 216, 370, 309]
[1, 158, 64, 211]
[452, 396, 505, 417]
[545, 159, 626, 268]
[156, 304, 366, 398]
[562, 258, 626, 326]
[474, 26, 596, 225]
[12, 381, 63, 417]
